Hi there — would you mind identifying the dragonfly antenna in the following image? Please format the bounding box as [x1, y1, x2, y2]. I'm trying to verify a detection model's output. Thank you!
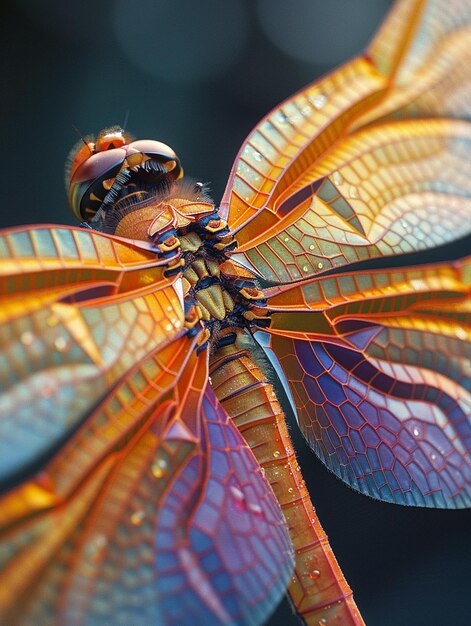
[72, 124, 90, 149]
[122, 110, 130, 132]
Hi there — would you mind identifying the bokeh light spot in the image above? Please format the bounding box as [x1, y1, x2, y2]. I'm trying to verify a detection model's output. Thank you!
[113, 0, 249, 84]
[256, 0, 391, 66]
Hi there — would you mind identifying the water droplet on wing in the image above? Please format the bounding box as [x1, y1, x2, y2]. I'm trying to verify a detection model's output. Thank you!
[309, 569, 321, 580]
[151, 458, 168, 478]
[54, 336, 67, 352]
[310, 93, 327, 109]
[332, 171, 343, 185]
[131, 510, 146, 526]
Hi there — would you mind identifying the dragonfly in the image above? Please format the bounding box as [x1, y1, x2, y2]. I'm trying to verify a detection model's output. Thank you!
[1, 0, 470, 624]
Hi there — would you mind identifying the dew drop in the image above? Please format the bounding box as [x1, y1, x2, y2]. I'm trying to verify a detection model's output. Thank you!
[296, 465, 301, 472]
[309, 244, 315, 251]
[54, 336, 67, 352]
[455, 327, 467, 340]
[165, 323, 173, 332]
[20, 331, 34, 346]
[151, 458, 168, 478]
[332, 171, 343, 185]
[131, 510, 145, 526]
[167, 305, 173, 312]
[310, 93, 327, 110]
[303, 265, 309, 273]
[276, 111, 288, 124]
[309, 569, 321, 580]
[230, 485, 246, 510]
[248, 502, 263, 516]
[349, 186, 358, 198]
[431, 453, 437, 461]
[288, 487, 294, 494]
[273, 450, 281, 458]
[413, 426, 421, 437]
[319, 619, 327, 625]
[302, 105, 312, 116]
[317, 262, 324, 269]
[254, 151, 264, 162]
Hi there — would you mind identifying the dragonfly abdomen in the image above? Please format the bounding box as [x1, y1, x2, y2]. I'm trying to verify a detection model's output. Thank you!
[209, 332, 365, 626]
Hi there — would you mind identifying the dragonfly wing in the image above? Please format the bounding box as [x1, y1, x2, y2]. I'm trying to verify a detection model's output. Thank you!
[0, 225, 184, 485]
[229, 119, 471, 283]
[220, 54, 385, 236]
[1, 348, 293, 626]
[262, 258, 471, 508]
[152, 384, 293, 626]
[222, 0, 471, 283]
[358, 0, 471, 123]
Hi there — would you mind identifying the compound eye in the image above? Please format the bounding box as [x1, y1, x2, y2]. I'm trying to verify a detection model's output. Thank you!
[71, 148, 127, 186]
[129, 139, 183, 180]
[67, 140, 95, 185]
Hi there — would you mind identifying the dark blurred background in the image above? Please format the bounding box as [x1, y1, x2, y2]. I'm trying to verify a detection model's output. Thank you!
[1, 1, 470, 625]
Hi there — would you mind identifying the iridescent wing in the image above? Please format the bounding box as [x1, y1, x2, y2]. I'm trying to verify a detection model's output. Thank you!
[358, 0, 471, 124]
[220, 0, 471, 509]
[261, 257, 471, 508]
[0, 224, 184, 485]
[0, 224, 293, 625]
[1, 346, 293, 625]
[222, 0, 471, 283]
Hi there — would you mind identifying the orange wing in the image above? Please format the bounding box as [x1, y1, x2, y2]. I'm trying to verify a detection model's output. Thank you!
[0, 224, 294, 625]
[0, 225, 185, 487]
[221, 0, 471, 284]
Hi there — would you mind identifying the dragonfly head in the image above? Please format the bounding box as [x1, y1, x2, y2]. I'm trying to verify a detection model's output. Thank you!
[66, 126, 183, 222]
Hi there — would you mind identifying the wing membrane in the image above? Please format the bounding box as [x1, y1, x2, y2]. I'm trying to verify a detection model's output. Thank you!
[262, 257, 471, 508]
[1, 349, 293, 626]
[220, 56, 386, 234]
[223, 0, 471, 283]
[231, 119, 471, 283]
[0, 224, 184, 484]
[358, 0, 471, 123]
[0, 224, 169, 298]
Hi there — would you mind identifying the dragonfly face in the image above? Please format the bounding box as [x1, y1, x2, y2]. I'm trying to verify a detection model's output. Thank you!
[67, 126, 183, 222]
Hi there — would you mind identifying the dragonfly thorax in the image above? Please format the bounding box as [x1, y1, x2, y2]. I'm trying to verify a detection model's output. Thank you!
[179, 229, 269, 350]
[99, 178, 270, 351]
